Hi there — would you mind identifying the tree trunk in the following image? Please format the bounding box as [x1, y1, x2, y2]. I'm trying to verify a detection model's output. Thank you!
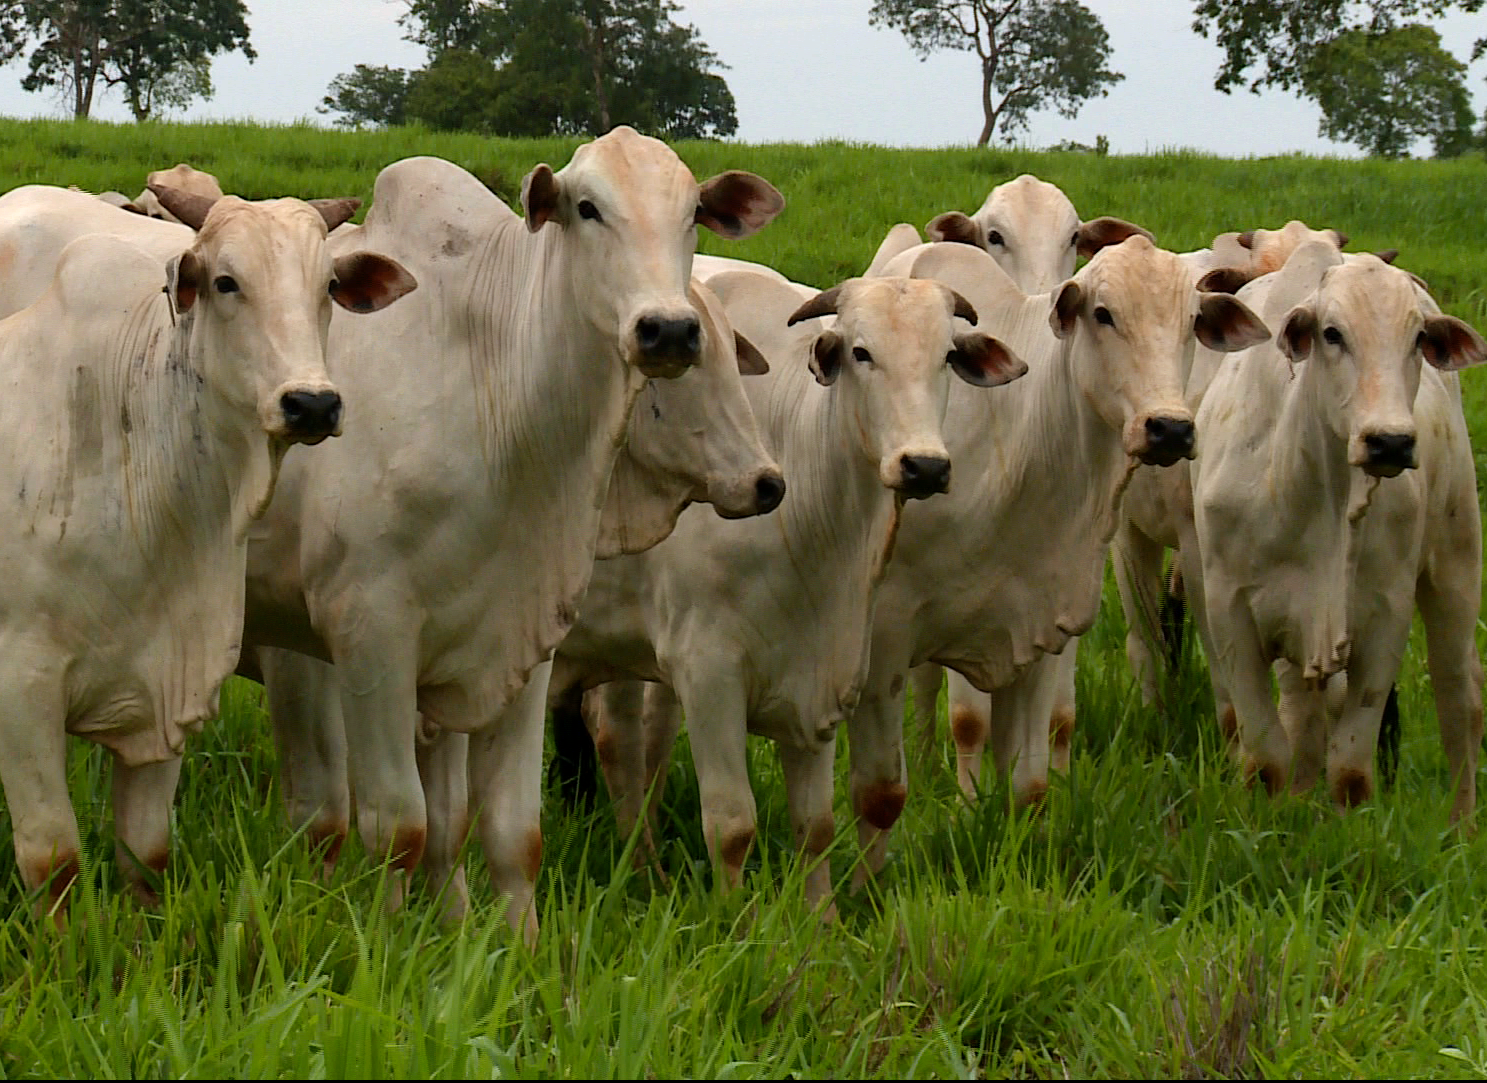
[976, 60, 995, 146]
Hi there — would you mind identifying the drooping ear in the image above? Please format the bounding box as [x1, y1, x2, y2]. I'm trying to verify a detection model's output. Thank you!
[1195, 293, 1270, 353]
[1374, 248, 1399, 265]
[1236, 230, 1255, 250]
[1195, 266, 1257, 295]
[1077, 216, 1154, 260]
[949, 331, 1027, 387]
[521, 163, 560, 232]
[1419, 314, 1487, 371]
[1050, 280, 1082, 338]
[149, 183, 217, 231]
[810, 330, 843, 386]
[330, 252, 418, 314]
[168, 249, 202, 313]
[925, 211, 985, 249]
[307, 198, 362, 232]
[1279, 304, 1317, 363]
[734, 330, 769, 375]
[696, 171, 785, 239]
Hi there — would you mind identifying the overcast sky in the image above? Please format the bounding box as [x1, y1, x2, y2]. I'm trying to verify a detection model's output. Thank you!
[0, 0, 1481, 158]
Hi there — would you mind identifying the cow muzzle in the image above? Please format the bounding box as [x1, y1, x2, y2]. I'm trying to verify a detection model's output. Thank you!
[713, 468, 787, 519]
[632, 313, 702, 378]
[1134, 414, 1196, 467]
[1358, 431, 1416, 477]
[893, 453, 952, 500]
[278, 389, 344, 443]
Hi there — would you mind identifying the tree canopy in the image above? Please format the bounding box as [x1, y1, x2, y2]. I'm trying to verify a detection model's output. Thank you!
[869, 0, 1122, 147]
[0, 0, 254, 120]
[322, 0, 737, 139]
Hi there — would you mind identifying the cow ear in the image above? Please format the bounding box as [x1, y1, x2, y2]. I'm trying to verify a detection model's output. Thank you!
[1374, 248, 1399, 265]
[1331, 229, 1350, 249]
[121, 201, 147, 216]
[1419, 314, 1487, 371]
[809, 330, 843, 386]
[949, 332, 1027, 387]
[1077, 216, 1154, 260]
[1050, 280, 1082, 338]
[925, 211, 985, 249]
[1237, 230, 1256, 250]
[330, 252, 418, 314]
[1280, 305, 1317, 362]
[1196, 266, 1256, 295]
[522, 164, 560, 232]
[734, 330, 769, 375]
[169, 249, 202, 313]
[1196, 293, 1270, 353]
[696, 171, 784, 239]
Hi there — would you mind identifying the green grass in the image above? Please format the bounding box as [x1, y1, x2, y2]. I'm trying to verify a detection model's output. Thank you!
[3, 117, 1487, 1076]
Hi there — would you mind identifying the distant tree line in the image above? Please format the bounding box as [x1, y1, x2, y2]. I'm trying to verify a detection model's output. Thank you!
[2, 0, 1487, 159]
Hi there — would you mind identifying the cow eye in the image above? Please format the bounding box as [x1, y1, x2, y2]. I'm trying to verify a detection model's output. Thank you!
[577, 199, 602, 222]
[1094, 306, 1114, 327]
[987, 229, 1005, 247]
[852, 346, 873, 365]
[214, 275, 239, 295]
[1323, 326, 1343, 346]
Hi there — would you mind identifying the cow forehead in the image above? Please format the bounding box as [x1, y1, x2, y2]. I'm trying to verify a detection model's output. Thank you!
[196, 197, 329, 262]
[561, 126, 699, 211]
[1316, 258, 1421, 335]
[982, 174, 1078, 234]
[838, 278, 953, 348]
[1079, 237, 1190, 323]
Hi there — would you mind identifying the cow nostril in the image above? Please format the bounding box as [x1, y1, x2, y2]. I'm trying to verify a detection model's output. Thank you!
[636, 315, 702, 357]
[899, 454, 951, 496]
[755, 473, 786, 514]
[1146, 415, 1195, 450]
[1364, 432, 1416, 465]
[280, 390, 343, 436]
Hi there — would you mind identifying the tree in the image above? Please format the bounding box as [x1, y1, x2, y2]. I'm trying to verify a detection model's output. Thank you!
[1190, 0, 1484, 95]
[364, 0, 737, 138]
[1301, 23, 1473, 156]
[319, 64, 414, 129]
[0, 0, 254, 120]
[868, 0, 1123, 147]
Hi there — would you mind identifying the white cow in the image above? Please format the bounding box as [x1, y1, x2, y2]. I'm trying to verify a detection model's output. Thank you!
[253, 274, 786, 916]
[1114, 222, 1355, 712]
[843, 238, 1267, 879]
[1190, 243, 1485, 819]
[546, 270, 1025, 908]
[874, 175, 1152, 788]
[0, 192, 415, 909]
[239, 130, 783, 944]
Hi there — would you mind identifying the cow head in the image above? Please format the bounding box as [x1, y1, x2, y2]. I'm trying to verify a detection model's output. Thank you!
[788, 277, 1025, 499]
[1050, 234, 1267, 467]
[519, 126, 783, 381]
[1277, 253, 1486, 478]
[154, 186, 416, 445]
[927, 174, 1152, 294]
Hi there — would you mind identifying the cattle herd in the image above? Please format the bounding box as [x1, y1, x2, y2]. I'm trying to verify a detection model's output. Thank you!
[0, 128, 1482, 946]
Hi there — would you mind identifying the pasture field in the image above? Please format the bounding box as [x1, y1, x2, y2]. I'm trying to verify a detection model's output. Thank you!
[2, 118, 1487, 1077]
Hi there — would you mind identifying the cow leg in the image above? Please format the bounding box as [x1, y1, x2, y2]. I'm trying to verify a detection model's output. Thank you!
[671, 664, 755, 893]
[1178, 543, 1237, 757]
[0, 658, 79, 916]
[1113, 517, 1169, 708]
[1327, 625, 1409, 815]
[640, 680, 683, 838]
[907, 663, 944, 765]
[947, 670, 992, 798]
[1274, 660, 1326, 794]
[548, 680, 600, 811]
[416, 726, 469, 924]
[1206, 598, 1290, 792]
[1049, 645, 1078, 772]
[779, 739, 838, 918]
[111, 754, 182, 904]
[468, 658, 551, 949]
[332, 632, 426, 911]
[585, 681, 650, 847]
[988, 653, 1059, 807]
[258, 647, 350, 867]
[846, 664, 909, 892]
[1418, 566, 1485, 827]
